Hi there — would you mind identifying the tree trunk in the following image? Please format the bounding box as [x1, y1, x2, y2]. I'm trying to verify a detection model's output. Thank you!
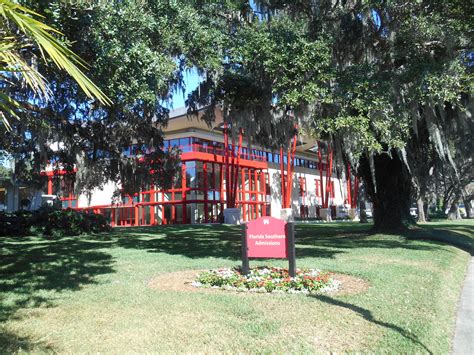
[357, 180, 368, 223]
[359, 150, 413, 231]
[442, 198, 449, 215]
[417, 197, 426, 223]
[447, 202, 462, 220]
[359, 199, 368, 223]
[463, 198, 472, 219]
[423, 201, 430, 221]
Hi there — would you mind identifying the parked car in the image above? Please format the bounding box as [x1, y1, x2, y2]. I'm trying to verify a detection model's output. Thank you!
[365, 208, 373, 218]
[444, 204, 467, 218]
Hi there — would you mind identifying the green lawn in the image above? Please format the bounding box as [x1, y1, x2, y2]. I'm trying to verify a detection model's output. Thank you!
[1, 220, 472, 353]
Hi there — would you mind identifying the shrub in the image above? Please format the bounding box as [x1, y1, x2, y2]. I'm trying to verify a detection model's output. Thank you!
[0, 207, 111, 237]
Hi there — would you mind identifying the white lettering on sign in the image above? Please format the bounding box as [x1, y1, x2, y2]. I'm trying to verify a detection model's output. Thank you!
[255, 241, 280, 246]
[263, 219, 269, 225]
[248, 234, 286, 240]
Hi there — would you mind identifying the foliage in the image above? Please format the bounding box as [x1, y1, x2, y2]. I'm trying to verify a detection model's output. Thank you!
[1, 1, 471, 228]
[188, 1, 472, 229]
[0, 206, 111, 237]
[0, 0, 110, 129]
[3, 0, 227, 195]
[0, 164, 12, 179]
[194, 266, 336, 294]
[188, 12, 333, 149]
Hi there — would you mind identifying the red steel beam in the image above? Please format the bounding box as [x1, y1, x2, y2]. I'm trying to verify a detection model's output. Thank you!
[347, 162, 352, 207]
[324, 143, 333, 208]
[280, 147, 285, 208]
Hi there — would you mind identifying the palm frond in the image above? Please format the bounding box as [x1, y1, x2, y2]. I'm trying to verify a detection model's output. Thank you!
[0, 92, 21, 130]
[0, 44, 51, 100]
[0, 0, 111, 105]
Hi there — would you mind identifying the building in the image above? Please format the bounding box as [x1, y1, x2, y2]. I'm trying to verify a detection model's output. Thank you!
[43, 107, 356, 226]
[0, 161, 43, 212]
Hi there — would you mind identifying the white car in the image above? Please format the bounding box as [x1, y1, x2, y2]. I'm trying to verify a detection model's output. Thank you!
[445, 204, 467, 218]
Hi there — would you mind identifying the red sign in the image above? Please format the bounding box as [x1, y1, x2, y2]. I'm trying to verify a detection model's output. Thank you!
[246, 217, 287, 258]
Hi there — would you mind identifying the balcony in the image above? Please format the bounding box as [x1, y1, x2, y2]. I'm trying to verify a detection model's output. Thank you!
[180, 144, 267, 162]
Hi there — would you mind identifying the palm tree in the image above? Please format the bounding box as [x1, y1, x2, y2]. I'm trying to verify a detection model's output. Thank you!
[0, 0, 111, 129]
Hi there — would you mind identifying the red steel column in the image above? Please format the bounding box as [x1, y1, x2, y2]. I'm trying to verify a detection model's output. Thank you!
[203, 162, 208, 223]
[47, 177, 53, 195]
[171, 177, 176, 224]
[219, 163, 224, 215]
[317, 141, 325, 207]
[150, 185, 155, 225]
[241, 168, 246, 221]
[111, 208, 116, 227]
[254, 169, 258, 219]
[182, 163, 187, 224]
[280, 147, 285, 208]
[211, 162, 216, 222]
[324, 144, 333, 209]
[353, 176, 359, 209]
[346, 162, 352, 206]
[224, 123, 230, 205]
[285, 134, 297, 209]
[260, 170, 265, 217]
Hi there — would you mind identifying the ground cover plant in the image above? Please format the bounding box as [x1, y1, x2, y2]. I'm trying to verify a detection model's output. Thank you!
[194, 267, 336, 294]
[0, 220, 472, 353]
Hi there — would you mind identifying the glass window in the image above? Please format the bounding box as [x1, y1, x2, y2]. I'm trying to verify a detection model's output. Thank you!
[185, 161, 196, 188]
[179, 138, 189, 147]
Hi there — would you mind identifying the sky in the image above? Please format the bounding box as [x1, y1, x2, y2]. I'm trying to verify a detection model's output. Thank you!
[167, 1, 260, 110]
[166, 67, 202, 110]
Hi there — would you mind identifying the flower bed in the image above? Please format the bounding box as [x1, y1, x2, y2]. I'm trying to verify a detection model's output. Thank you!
[192, 267, 339, 294]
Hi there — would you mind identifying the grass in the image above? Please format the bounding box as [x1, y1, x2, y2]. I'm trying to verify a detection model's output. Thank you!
[0, 219, 472, 353]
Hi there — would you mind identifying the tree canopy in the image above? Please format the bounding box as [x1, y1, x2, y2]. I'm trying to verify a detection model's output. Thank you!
[1, 0, 472, 229]
[190, 0, 472, 228]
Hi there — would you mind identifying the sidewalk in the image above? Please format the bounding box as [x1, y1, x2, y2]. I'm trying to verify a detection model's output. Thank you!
[452, 257, 474, 355]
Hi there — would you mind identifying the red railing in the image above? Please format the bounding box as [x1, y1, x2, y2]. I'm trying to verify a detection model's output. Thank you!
[181, 144, 267, 162]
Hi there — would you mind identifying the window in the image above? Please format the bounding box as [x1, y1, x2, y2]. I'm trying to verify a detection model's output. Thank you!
[179, 137, 189, 147]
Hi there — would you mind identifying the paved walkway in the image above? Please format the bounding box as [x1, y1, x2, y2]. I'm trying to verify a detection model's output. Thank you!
[452, 257, 474, 355]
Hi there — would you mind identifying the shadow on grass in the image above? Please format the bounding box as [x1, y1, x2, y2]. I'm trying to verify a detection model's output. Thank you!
[0, 221, 470, 352]
[0, 237, 115, 352]
[0, 329, 55, 353]
[106, 223, 454, 261]
[408, 223, 474, 255]
[311, 294, 432, 353]
[110, 224, 352, 260]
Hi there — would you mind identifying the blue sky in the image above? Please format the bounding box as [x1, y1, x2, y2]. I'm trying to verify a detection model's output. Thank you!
[167, 1, 260, 109]
[166, 66, 202, 109]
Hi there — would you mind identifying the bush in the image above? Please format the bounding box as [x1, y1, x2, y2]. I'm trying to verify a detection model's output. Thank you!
[0, 207, 111, 237]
